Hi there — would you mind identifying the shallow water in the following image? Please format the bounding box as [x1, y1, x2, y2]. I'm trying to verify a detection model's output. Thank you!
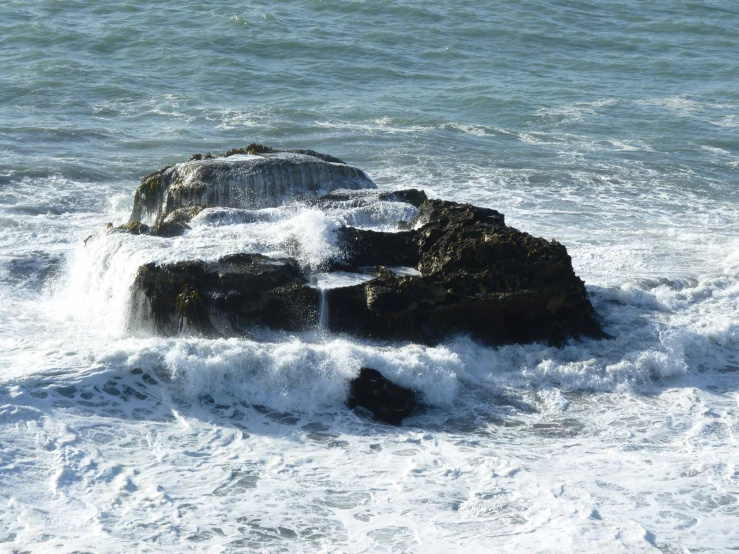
[1, 0, 738, 552]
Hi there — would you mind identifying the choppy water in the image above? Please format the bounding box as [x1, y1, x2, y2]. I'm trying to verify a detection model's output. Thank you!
[1, 1, 738, 552]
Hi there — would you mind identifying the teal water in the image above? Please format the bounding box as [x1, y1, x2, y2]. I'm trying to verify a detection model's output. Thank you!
[2, 0, 737, 182]
[1, 1, 738, 552]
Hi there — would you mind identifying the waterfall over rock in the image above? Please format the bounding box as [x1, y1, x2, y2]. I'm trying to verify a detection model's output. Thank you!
[129, 149, 377, 225]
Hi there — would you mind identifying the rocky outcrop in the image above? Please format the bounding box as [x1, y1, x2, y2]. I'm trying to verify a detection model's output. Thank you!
[130, 193, 602, 346]
[123, 146, 603, 348]
[347, 368, 416, 425]
[130, 253, 318, 336]
[114, 146, 609, 426]
[326, 199, 603, 345]
[129, 147, 377, 226]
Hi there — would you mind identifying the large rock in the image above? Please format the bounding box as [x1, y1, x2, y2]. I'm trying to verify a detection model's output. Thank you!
[327, 199, 603, 345]
[129, 193, 602, 346]
[123, 146, 603, 346]
[130, 253, 319, 336]
[129, 145, 377, 225]
[119, 147, 606, 425]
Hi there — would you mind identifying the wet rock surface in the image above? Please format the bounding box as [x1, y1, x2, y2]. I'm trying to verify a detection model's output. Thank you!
[347, 368, 416, 425]
[307, 188, 428, 210]
[329, 198, 603, 345]
[126, 147, 603, 347]
[129, 147, 377, 226]
[131, 253, 318, 336]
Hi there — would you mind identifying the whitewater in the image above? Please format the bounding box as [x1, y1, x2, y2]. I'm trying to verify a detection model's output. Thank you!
[1, 0, 738, 552]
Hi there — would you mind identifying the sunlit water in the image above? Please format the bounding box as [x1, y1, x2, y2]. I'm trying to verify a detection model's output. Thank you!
[1, 1, 738, 552]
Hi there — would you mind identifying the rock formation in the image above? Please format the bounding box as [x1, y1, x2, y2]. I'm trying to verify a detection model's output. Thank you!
[327, 199, 603, 345]
[130, 253, 318, 336]
[115, 146, 606, 423]
[130, 191, 602, 346]
[128, 144, 377, 226]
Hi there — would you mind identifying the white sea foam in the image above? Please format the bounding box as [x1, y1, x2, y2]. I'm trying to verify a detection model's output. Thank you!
[1, 324, 736, 552]
[701, 145, 732, 156]
[2, 175, 737, 551]
[635, 95, 704, 116]
[1, 0, 738, 549]
[315, 119, 434, 135]
[535, 103, 599, 123]
[517, 131, 559, 145]
[606, 139, 653, 152]
[709, 114, 739, 128]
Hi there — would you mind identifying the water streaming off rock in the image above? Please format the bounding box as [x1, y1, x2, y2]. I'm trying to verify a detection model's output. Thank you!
[318, 287, 329, 331]
[131, 152, 377, 224]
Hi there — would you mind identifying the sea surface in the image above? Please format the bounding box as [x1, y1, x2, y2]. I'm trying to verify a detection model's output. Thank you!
[1, 1, 738, 552]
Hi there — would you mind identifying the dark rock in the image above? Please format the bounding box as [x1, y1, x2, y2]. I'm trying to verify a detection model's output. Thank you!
[347, 368, 416, 425]
[379, 189, 428, 207]
[114, 207, 205, 238]
[327, 198, 603, 345]
[150, 220, 190, 238]
[245, 143, 274, 155]
[150, 205, 205, 237]
[336, 227, 418, 269]
[306, 188, 427, 209]
[131, 253, 318, 335]
[128, 195, 602, 345]
[224, 147, 248, 157]
[162, 205, 205, 225]
[125, 147, 603, 347]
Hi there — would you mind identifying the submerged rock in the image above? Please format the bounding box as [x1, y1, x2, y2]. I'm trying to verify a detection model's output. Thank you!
[150, 205, 205, 237]
[116, 221, 150, 235]
[113, 207, 204, 238]
[129, 148, 377, 225]
[347, 368, 416, 425]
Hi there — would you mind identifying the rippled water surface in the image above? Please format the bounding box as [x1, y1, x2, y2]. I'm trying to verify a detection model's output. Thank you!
[1, 1, 738, 552]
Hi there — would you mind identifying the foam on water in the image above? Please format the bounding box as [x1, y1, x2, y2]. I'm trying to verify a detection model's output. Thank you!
[2, 158, 738, 551]
[0, 341, 736, 552]
[1, 0, 738, 550]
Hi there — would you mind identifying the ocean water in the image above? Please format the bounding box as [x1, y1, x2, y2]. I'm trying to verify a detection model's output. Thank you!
[1, 0, 738, 552]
